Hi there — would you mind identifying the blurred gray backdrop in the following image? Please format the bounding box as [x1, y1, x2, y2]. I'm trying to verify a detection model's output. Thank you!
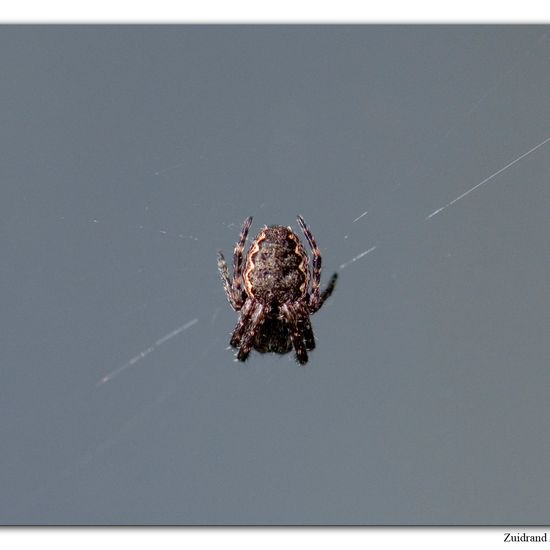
[2, 25, 550, 525]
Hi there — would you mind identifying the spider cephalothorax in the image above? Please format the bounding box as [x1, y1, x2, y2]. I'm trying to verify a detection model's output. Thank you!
[217, 216, 337, 365]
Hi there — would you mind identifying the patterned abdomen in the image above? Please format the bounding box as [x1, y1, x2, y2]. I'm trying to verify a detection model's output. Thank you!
[244, 225, 309, 305]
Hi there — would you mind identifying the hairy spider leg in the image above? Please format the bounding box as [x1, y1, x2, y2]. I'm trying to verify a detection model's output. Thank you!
[281, 303, 309, 365]
[229, 298, 255, 348]
[217, 251, 239, 309]
[297, 215, 321, 304]
[297, 215, 337, 313]
[231, 216, 253, 306]
[314, 272, 338, 313]
[236, 303, 268, 362]
[301, 314, 316, 351]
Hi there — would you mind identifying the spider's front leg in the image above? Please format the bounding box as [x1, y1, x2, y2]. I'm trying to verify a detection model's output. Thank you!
[229, 298, 255, 348]
[236, 302, 268, 362]
[281, 303, 309, 365]
[301, 316, 316, 351]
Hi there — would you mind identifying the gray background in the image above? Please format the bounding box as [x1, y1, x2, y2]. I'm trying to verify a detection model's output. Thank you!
[2, 25, 550, 525]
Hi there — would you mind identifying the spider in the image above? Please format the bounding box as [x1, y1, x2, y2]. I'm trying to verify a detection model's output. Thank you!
[217, 215, 338, 365]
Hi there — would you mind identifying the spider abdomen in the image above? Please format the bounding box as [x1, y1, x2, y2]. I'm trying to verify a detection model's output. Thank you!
[243, 225, 309, 306]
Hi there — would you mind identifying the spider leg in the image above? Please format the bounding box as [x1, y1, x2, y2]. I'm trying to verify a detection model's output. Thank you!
[218, 216, 252, 310]
[253, 315, 293, 354]
[236, 302, 267, 362]
[301, 315, 316, 351]
[232, 216, 253, 300]
[297, 215, 322, 308]
[311, 272, 338, 313]
[217, 250, 239, 310]
[281, 303, 308, 365]
[297, 215, 338, 313]
[229, 298, 254, 348]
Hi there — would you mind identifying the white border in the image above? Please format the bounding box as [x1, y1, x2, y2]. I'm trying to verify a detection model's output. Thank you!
[0, 527, 535, 550]
[1, 0, 550, 22]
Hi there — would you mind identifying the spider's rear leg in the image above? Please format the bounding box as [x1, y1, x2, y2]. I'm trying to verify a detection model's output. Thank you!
[218, 215, 253, 310]
[297, 215, 337, 313]
[217, 251, 240, 310]
[312, 272, 338, 313]
[297, 215, 322, 306]
[231, 216, 253, 298]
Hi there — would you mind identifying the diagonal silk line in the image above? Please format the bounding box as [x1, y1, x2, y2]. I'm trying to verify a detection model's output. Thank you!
[426, 135, 550, 221]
